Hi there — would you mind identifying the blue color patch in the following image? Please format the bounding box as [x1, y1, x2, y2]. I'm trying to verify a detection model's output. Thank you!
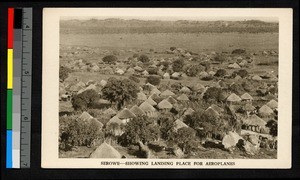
[6, 130, 12, 168]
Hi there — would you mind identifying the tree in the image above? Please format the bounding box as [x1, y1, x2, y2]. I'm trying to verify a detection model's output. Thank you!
[102, 78, 139, 110]
[119, 116, 160, 146]
[172, 59, 185, 72]
[59, 115, 104, 151]
[146, 75, 161, 86]
[203, 87, 226, 102]
[214, 69, 227, 78]
[184, 110, 227, 139]
[59, 66, 71, 82]
[266, 120, 278, 137]
[71, 89, 99, 111]
[138, 54, 150, 63]
[173, 127, 198, 154]
[158, 115, 176, 140]
[102, 55, 118, 64]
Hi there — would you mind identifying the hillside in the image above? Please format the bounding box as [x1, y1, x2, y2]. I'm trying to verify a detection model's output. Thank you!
[60, 19, 279, 34]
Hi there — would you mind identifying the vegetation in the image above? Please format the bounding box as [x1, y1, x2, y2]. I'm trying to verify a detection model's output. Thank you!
[146, 75, 161, 86]
[102, 55, 118, 64]
[102, 77, 139, 110]
[59, 66, 72, 81]
[172, 59, 185, 72]
[71, 89, 99, 111]
[59, 115, 104, 151]
[138, 54, 150, 63]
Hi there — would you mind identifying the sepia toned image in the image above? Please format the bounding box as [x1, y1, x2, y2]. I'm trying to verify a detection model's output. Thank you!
[42, 8, 292, 168]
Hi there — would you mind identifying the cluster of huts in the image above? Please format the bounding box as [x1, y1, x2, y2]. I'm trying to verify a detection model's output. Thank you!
[59, 46, 279, 158]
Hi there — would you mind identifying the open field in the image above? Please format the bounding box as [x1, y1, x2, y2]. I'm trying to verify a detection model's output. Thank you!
[60, 32, 278, 53]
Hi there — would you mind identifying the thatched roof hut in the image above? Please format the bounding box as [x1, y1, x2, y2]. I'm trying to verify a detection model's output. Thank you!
[157, 99, 173, 109]
[137, 92, 147, 101]
[161, 89, 175, 97]
[226, 93, 242, 102]
[117, 108, 136, 119]
[139, 101, 156, 112]
[174, 119, 188, 131]
[90, 142, 122, 158]
[243, 114, 266, 127]
[146, 97, 157, 106]
[266, 99, 278, 109]
[258, 105, 274, 117]
[180, 86, 191, 94]
[130, 105, 146, 116]
[177, 94, 189, 101]
[79, 111, 93, 121]
[103, 108, 117, 116]
[183, 108, 195, 116]
[241, 93, 253, 101]
[166, 96, 178, 104]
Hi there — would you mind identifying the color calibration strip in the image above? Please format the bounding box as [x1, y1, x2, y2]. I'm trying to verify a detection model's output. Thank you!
[6, 7, 32, 168]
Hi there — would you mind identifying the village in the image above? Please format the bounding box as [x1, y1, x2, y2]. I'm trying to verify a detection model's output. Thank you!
[58, 19, 278, 159]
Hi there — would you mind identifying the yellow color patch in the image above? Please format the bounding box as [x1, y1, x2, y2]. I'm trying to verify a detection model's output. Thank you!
[7, 49, 13, 89]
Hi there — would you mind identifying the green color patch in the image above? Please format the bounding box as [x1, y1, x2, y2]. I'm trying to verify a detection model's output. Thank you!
[7, 89, 13, 130]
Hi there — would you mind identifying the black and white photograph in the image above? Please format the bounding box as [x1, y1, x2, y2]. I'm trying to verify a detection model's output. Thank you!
[42, 8, 292, 168]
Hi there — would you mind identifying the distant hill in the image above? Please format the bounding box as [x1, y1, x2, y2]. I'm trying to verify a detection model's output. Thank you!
[60, 19, 279, 34]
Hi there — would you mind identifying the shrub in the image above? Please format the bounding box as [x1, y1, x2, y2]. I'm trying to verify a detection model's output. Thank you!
[266, 120, 278, 137]
[203, 87, 225, 102]
[214, 54, 226, 63]
[133, 53, 139, 58]
[72, 89, 99, 111]
[201, 76, 214, 81]
[172, 59, 185, 72]
[138, 54, 150, 63]
[232, 49, 246, 54]
[233, 69, 249, 78]
[102, 55, 118, 64]
[129, 75, 140, 83]
[59, 66, 72, 81]
[170, 47, 176, 51]
[59, 116, 104, 151]
[214, 69, 227, 78]
[147, 75, 161, 86]
[147, 67, 158, 75]
[185, 65, 200, 77]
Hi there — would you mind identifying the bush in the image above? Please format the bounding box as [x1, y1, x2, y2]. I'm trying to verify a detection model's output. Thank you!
[59, 66, 72, 81]
[147, 67, 158, 75]
[232, 49, 246, 54]
[138, 54, 150, 63]
[214, 69, 227, 78]
[147, 75, 161, 86]
[214, 54, 226, 63]
[102, 55, 118, 64]
[129, 75, 140, 83]
[71, 89, 99, 111]
[59, 116, 104, 151]
[185, 65, 201, 77]
[133, 53, 139, 58]
[233, 69, 249, 78]
[172, 59, 185, 72]
[170, 47, 176, 51]
[203, 87, 226, 102]
[201, 76, 214, 81]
